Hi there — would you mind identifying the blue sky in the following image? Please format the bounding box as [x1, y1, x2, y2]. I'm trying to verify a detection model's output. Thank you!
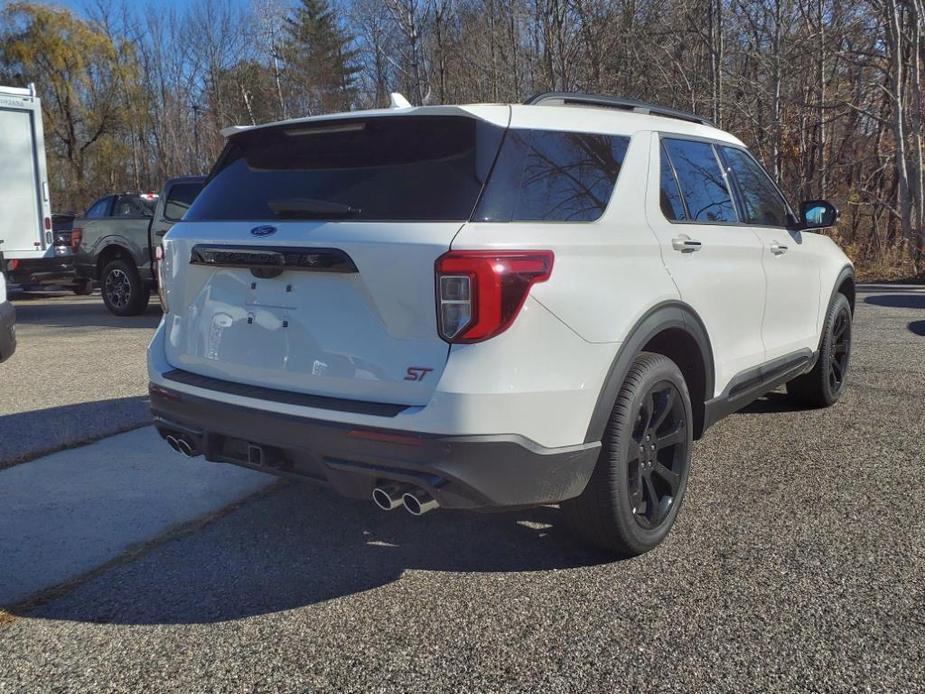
[33, 0, 254, 17]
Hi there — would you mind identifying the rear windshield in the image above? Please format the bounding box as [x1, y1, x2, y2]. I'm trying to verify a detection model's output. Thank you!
[186, 116, 503, 222]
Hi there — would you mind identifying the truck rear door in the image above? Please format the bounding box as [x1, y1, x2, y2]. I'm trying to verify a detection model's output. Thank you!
[0, 107, 44, 253]
[150, 180, 204, 276]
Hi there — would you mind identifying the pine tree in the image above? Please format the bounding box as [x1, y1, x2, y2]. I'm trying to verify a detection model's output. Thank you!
[282, 0, 360, 115]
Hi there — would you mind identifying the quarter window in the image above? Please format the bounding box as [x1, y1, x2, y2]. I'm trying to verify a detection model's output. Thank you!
[475, 130, 629, 222]
[659, 144, 687, 221]
[85, 196, 112, 219]
[662, 138, 737, 223]
[721, 147, 791, 227]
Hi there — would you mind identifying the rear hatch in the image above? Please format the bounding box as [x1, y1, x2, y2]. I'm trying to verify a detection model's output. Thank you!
[161, 111, 507, 406]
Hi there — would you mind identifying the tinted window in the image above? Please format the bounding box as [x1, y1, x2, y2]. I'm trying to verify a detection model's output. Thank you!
[721, 147, 790, 227]
[85, 197, 111, 218]
[662, 139, 737, 223]
[187, 116, 502, 222]
[114, 195, 155, 217]
[475, 130, 629, 222]
[659, 144, 687, 221]
[164, 182, 204, 221]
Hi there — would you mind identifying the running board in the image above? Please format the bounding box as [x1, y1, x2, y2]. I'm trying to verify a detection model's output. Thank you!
[702, 350, 814, 430]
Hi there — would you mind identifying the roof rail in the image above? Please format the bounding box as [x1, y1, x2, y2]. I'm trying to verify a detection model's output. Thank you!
[524, 92, 715, 127]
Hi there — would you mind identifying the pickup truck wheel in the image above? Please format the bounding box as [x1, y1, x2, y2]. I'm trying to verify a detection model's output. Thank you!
[786, 293, 852, 408]
[101, 259, 150, 316]
[562, 352, 693, 557]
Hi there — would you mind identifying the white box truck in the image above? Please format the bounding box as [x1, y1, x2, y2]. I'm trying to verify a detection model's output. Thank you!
[0, 83, 73, 288]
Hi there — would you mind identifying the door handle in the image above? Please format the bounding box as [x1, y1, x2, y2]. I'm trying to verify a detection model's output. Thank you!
[770, 242, 788, 255]
[671, 236, 703, 253]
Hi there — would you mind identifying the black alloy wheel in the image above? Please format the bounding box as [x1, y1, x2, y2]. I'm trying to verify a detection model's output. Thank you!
[627, 381, 687, 530]
[786, 292, 852, 408]
[562, 352, 693, 556]
[829, 306, 851, 394]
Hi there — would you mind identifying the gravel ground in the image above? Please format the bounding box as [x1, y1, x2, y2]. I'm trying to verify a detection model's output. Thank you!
[1, 286, 923, 693]
[0, 291, 160, 467]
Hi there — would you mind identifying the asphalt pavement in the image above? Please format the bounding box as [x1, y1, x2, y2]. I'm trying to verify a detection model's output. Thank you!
[0, 291, 160, 467]
[0, 286, 923, 693]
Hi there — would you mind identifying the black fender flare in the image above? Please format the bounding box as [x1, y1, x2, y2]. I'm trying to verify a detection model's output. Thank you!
[584, 301, 715, 444]
[829, 265, 855, 315]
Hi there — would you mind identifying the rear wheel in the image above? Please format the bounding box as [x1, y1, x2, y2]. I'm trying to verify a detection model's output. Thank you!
[101, 259, 150, 316]
[786, 293, 852, 408]
[562, 352, 693, 556]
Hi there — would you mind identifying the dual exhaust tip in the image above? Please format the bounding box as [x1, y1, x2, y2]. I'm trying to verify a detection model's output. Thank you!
[164, 433, 199, 458]
[372, 484, 439, 516]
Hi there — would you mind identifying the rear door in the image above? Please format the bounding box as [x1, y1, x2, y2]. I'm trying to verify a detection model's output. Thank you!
[160, 113, 506, 406]
[646, 133, 767, 394]
[718, 146, 821, 360]
[150, 180, 204, 282]
[0, 108, 42, 253]
[111, 194, 157, 274]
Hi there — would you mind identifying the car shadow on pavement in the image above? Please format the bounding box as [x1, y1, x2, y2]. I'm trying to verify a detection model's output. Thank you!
[908, 320, 925, 336]
[20, 483, 614, 625]
[12, 295, 162, 329]
[737, 391, 804, 414]
[863, 294, 925, 309]
[0, 396, 151, 469]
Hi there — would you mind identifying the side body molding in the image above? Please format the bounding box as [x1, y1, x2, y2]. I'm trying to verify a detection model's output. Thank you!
[584, 302, 715, 444]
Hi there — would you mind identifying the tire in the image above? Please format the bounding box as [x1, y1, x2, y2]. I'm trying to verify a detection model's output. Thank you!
[562, 352, 693, 557]
[72, 279, 92, 296]
[785, 293, 852, 408]
[100, 259, 150, 316]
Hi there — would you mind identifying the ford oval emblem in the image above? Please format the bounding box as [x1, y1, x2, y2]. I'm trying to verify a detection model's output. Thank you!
[250, 225, 277, 237]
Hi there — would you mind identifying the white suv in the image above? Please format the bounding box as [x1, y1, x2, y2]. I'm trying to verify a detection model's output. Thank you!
[148, 93, 854, 555]
[0, 266, 15, 363]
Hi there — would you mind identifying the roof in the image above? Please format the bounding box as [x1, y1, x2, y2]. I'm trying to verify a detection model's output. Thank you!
[220, 92, 743, 146]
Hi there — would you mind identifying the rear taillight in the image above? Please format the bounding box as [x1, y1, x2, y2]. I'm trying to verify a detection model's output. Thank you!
[70, 227, 82, 252]
[155, 245, 168, 313]
[435, 250, 554, 343]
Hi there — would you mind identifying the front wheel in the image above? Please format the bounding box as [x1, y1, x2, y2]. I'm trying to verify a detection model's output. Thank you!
[562, 352, 693, 557]
[101, 259, 150, 316]
[786, 292, 852, 408]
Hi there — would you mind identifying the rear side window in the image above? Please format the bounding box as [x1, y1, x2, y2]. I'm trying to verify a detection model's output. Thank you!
[475, 130, 629, 222]
[720, 147, 791, 227]
[662, 138, 737, 223]
[114, 195, 155, 218]
[85, 196, 112, 219]
[187, 116, 503, 222]
[659, 144, 687, 221]
[164, 182, 203, 221]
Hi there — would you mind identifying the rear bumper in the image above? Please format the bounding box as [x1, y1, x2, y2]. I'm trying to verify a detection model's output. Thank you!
[5, 256, 75, 285]
[149, 383, 600, 510]
[0, 301, 16, 363]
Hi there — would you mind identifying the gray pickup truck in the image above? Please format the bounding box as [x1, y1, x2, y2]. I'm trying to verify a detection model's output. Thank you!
[73, 176, 204, 315]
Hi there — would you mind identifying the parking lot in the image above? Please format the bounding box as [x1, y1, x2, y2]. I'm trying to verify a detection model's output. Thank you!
[0, 286, 923, 692]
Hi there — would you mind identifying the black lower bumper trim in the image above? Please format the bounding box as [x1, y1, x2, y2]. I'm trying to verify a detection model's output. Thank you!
[149, 383, 600, 509]
[0, 301, 16, 363]
[6, 256, 75, 285]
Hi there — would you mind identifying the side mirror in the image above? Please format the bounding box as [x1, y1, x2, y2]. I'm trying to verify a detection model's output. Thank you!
[800, 200, 838, 229]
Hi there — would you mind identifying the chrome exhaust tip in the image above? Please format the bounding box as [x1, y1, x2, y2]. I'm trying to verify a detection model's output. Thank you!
[165, 434, 181, 453]
[176, 437, 194, 457]
[372, 485, 404, 511]
[402, 490, 439, 516]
